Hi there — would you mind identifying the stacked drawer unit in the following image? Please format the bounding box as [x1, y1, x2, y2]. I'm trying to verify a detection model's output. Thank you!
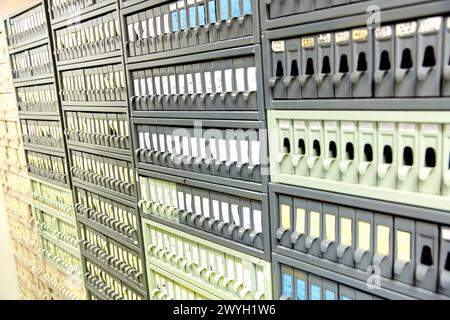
[4, 0, 86, 300]
[0, 19, 49, 300]
[50, 0, 148, 300]
[263, 1, 450, 299]
[122, 0, 272, 299]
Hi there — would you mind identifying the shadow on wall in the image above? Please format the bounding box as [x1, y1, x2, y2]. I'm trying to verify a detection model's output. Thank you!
[0, 0, 37, 19]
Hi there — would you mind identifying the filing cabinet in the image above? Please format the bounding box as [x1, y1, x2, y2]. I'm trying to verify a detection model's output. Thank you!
[4, 1, 47, 49]
[59, 64, 127, 102]
[128, 49, 261, 118]
[274, 256, 383, 300]
[264, 12, 450, 106]
[10, 44, 53, 82]
[79, 224, 147, 295]
[53, 9, 122, 64]
[147, 264, 218, 300]
[142, 218, 273, 300]
[75, 186, 141, 249]
[138, 170, 269, 257]
[124, 0, 258, 62]
[31, 180, 76, 219]
[84, 258, 145, 300]
[65, 111, 131, 152]
[270, 183, 450, 299]
[21, 119, 64, 151]
[134, 118, 266, 190]
[70, 149, 136, 200]
[49, 0, 113, 22]
[26, 150, 70, 187]
[261, 0, 437, 29]
[16, 83, 59, 113]
[40, 236, 83, 279]
[43, 261, 86, 300]
[268, 110, 450, 211]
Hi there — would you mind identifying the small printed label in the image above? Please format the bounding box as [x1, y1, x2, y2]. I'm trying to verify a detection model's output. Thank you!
[335, 31, 350, 43]
[380, 122, 395, 132]
[309, 121, 321, 130]
[325, 121, 337, 130]
[301, 37, 315, 48]
[317, 33, 331, 45]
[352, 29, 368, 41]
[396, 22, 417, 37]
[375, 26, 392, 39]
[399, 123, 416, 133]
[342, 121, 356, 131]
[271, 40, 285, 52]
[279, 119, 290, 129]
[294, 121, 305, 130]
[422, 123, 439, 134]
[359, 122, 374, 131]
[419, 17, 442, 34]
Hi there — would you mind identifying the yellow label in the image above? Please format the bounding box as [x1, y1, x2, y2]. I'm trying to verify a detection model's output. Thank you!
[281, 205, 291, 230]
[340, 218, 352, 246]
[396, 231, 411, 261]
[358, 221, 371, 251]
[352, 29, 368, 41]
[296, 208, 306, 234]
[301, 37, 315, 48]
[325, 214, 336, 241]
[309, 211, 321, 238]
[376, 225, 390, 256]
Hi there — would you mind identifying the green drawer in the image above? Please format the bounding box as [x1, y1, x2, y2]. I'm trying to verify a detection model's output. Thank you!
[142, 218, 273, 300]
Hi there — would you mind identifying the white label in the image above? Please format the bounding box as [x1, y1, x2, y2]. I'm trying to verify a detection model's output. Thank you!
[309, 121, 321, 130]
[422, 124, 439, 134]
[218, 139, 227, 161]
[279, 120, 290, 130]
[154, 77, 161, 95]
[204, 72, 212, 93]
[221, 202, 230, 223]
[419, 17, 442, 34]
[229, 139, 238, 162]
[396, 22, 417, 37]
[442, 228, 450, 240]
[225, 69, 233, 92]
[359, 122, 374, 131]
[317, 33, 331, 45]
[247, 67, 257, 91]
[231, 204, 240, 225]
[186, 74, 194, 94]
[243, 268, 252, 289]
[162, 76, 169, 95]
[335, 31, 350, 43]
[214, 71, 223, 92]
[375, 26, 393, 39]
[178, 74, 185, 94]
[240, 140, 249, 164]
[169, 75, 177, 95]
[194, 196, 202, 214]
[208, 252, 216, 270]
[195, 72, 203, 93]
[202, 198, 210, 217]
[254, 210, 262, 233]
[155, 16, 162, 35]
[243, 207, 251, 229]
[235, 68, 246, 91]
[212, 200, 220, 220]
[163, 14, 170, 33]
[294, 121, 305, 129]
[380, 122, 395, 132]
[199, 138, 207, 158]
[399, 123, 416, 133]
[342, 121, 356, 131]
[271, 40, 285, 52]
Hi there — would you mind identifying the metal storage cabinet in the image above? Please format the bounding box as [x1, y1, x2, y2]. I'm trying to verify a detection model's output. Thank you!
[48, 0, 149, 300]
[4, 0, 86, 299]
